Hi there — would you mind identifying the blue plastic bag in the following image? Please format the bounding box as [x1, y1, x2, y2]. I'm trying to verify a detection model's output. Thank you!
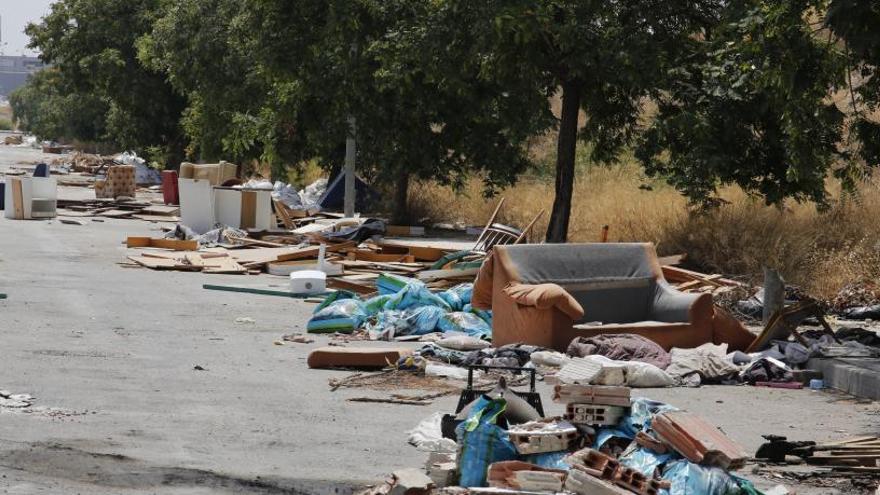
[524, 451, 571, 470]
[307, 299, 367, 334]
[364, 294, 393, 316]
[384, 283, 451, 312]
[661, 460, 741, 495]
[439, 284, 474, 311]
[456, 397, 518, 487]
[619, 445, 676, 477]
[439, 311, 491, 339]
[377, 273, 421, 295]
[370, 306, 446, 337]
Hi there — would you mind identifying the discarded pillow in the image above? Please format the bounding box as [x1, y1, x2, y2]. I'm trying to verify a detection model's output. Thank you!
[437, 335, 492, 351]
[438, 311, 491, 339]
[307, 299, 367, 334]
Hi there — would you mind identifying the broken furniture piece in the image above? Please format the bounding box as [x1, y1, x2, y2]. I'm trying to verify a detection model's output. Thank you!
[4, 176, 57, 220]
[179, 161, 238, 185]
[178, 178, 273, 234]
[747, 299, 838, 353]
[473, 243, 755, 352]
[95, 164, 136, 199]
[472, 197, 544, 253]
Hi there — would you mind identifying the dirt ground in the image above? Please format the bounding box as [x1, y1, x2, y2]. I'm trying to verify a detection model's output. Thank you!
[1, 144, 878, 494]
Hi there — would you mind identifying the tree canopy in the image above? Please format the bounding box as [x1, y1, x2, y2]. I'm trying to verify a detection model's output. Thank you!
[24, 0, 186, 162]
[11, 0, 880, 236]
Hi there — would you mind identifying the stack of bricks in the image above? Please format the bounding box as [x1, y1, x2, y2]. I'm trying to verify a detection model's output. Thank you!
[564, 448, 671, 495]
[554, 384, 631, 427]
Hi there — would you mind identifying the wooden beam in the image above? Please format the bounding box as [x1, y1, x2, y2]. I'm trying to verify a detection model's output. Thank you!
[126, 237, 199, 251]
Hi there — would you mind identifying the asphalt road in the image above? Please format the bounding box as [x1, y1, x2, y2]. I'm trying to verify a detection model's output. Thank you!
[0, 145, 878, 494]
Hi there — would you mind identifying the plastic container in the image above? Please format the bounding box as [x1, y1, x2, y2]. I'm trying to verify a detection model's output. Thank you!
[809, 379, 825, 390]
[290, 270, 326, 294]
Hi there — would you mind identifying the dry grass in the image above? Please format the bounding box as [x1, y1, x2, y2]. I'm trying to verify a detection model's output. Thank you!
[409, 157, 880, 301]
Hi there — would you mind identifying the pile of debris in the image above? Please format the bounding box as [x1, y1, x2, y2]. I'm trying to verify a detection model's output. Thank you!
[389, 381, 760, 495]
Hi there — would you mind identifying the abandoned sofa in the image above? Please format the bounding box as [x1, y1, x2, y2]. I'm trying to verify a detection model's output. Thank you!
[472, 243, 754, 352]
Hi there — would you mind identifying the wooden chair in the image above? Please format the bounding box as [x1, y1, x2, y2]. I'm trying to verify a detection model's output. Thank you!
[473, 198, 545, 253]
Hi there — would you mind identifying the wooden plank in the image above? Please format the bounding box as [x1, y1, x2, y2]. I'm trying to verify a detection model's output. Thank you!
[385, 225, 426, 237]
[99, 209, 136, 218]
[273, 199, 295, 229]
[349, 250, 415, 263]
[819, 436, 879, 447]
[326, 277, 376, 296]
[126, 237, 198, 251]
[202, 256, 247, 274]
[658, 254, 685, 266]
[132, 214, 181, 223]
[241, 190, 257, 229]
[228, 246, 320, 265]
[11, 178, 23, 219]
[377, 242, 450, 262]
[416, 267, 479, 282]
[662, 265, 740, 287]
[127, 255, 198, 270]
[140, 205, 180, 216]
[336, 260, 425, 273]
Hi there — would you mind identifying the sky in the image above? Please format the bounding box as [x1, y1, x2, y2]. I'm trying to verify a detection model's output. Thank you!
[0, 0, 54, 56]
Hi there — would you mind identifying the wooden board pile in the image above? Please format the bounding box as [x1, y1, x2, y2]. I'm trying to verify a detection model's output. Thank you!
[661, 265, 743, 296]
[58, 198, 181, 222]
[124, 235, 480, 294]
[59, 152, 117, 175]
[806, 436, 880, 473]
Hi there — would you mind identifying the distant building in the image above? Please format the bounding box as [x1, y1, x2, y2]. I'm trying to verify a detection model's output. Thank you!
[0, 56, 45, 96]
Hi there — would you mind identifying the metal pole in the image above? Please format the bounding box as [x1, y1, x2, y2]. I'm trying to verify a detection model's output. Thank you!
[343, 116, 356, 217]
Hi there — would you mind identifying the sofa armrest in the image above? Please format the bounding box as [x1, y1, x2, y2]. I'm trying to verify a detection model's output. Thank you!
[651, 281, 713, 323]
[472, 251, 495, 310]
[503, 283, 585, 320]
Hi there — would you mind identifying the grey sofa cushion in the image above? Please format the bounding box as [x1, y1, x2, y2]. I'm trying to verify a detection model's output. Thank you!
[563, 277, 655, 324]
[501, 243, 659, 285]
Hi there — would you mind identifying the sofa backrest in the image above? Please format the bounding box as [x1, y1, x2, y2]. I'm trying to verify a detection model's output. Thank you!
[496, 243, 663, 324]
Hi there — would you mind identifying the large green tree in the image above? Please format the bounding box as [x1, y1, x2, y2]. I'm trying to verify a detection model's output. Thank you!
[826, 0, 880, 167]
[437, 0, 724, 242]
[27, 0, 187, 164]
[10, 68, 108, 143]
[144, 0, 547, 220]
[637, 0, 849, 207]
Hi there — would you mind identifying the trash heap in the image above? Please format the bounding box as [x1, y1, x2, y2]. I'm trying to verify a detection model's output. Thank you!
[403, 383, 759, 495]
[306, 276, 492, 340]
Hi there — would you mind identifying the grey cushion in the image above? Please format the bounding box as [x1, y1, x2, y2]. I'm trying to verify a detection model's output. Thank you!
[501, 243, 659, 284]
[564, 277, 655, 324]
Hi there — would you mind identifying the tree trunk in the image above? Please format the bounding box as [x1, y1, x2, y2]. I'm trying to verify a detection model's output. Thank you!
[545, 80, 581, 243]
[391, 170, 410, 225]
